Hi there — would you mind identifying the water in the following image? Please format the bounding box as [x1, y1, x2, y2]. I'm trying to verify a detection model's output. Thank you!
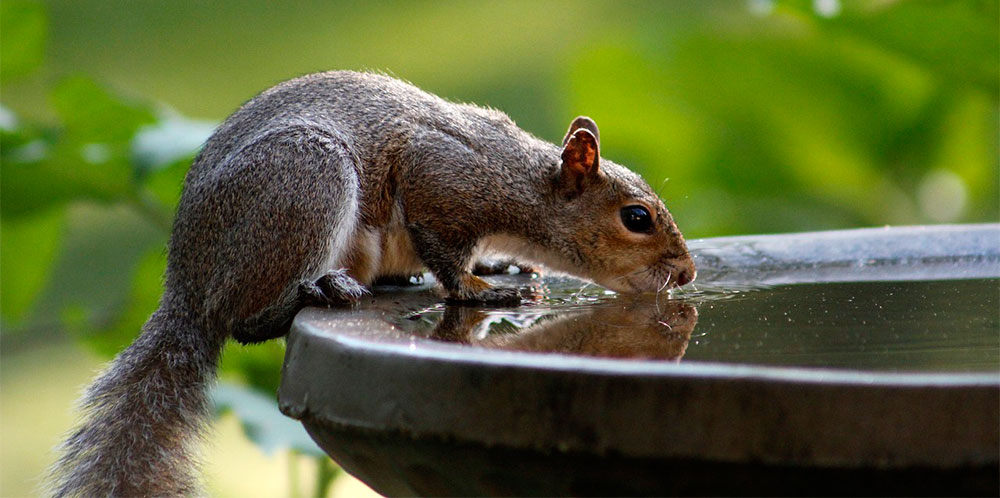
[364, 274, 999, 373]
[679, 279, 998, 372]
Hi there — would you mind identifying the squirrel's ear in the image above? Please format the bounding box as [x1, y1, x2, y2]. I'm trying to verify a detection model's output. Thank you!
[560, 128, 599, 179]
[562, 116, 600, 146]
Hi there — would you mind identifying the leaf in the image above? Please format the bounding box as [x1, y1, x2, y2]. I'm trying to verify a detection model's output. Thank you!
[927, 91, 1000, 222]
[51, 76, 157, 144]
[140, 158, 189, 211]
[220, 340, 287, 394]
[131, 113, 214, 174]
[0, 108, 77, 218]
[45, 202, 166, 358]
[130, 113, 214, 209]
[0, 138, 100, 218]
[212, 381, 325, 458]
[0, 208, 65, 325]
[42, 77, 158, 204]
[77, 247, 166, 358]
[2, 79, 160, 218]
[0, 0, 47, 82]
[825, 1, 999, 94]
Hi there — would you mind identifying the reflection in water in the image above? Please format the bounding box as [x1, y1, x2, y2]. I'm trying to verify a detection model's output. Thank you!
[428, 298, 698, 361]
[355, 274, 999, 372]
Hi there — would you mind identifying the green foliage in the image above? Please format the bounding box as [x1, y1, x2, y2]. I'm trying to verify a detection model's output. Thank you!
[81, 248, 166, 357]
[51, 77, 157, 144]
[1, 0, 997, 486]
[0, 76, 309, 457]
[0, 0, 47, 82]
[0, 92, 179, 324]
[0, 21, 310, 457]
[2, 80, 156, 218]
[561, 0, 998, 237]
[220, 340, 288, 395]
[213, 382, 325, 458]
[0, 15, 302, 455]
[214, 381, 338, 496]
[0, 208, 64, 322]
[823, 1, 998, 92]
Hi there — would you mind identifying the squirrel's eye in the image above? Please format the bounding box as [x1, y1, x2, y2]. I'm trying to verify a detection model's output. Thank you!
[620, 205, 653, 233]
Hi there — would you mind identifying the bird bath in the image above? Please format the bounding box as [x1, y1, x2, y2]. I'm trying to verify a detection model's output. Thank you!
[278, 224, 999, 496]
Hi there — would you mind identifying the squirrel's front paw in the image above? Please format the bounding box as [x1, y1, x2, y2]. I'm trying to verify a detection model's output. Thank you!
[448, 286, 522, 306]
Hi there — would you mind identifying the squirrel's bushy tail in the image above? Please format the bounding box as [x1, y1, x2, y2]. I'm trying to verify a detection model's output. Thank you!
[48, 295, 223, 497]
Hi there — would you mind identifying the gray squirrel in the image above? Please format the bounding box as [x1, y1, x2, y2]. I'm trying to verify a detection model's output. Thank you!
[48, 71, 695, 497]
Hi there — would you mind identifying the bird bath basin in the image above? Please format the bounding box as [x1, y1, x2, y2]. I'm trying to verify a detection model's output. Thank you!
[278, 225, 999, 496]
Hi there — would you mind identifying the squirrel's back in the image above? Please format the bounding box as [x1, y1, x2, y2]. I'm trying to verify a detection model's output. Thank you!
[195, 71, 522, 175]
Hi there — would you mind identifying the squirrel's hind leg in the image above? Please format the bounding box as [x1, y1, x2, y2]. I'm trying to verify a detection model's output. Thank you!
[215, 125, 361, 344]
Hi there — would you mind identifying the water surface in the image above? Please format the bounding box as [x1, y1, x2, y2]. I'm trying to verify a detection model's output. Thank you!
[364, 274, 998, 373]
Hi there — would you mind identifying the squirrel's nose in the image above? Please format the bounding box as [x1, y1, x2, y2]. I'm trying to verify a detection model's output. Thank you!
[676, 268, 695, 286]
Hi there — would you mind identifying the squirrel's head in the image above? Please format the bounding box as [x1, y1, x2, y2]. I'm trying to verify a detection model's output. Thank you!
[547, 116, 696, 293]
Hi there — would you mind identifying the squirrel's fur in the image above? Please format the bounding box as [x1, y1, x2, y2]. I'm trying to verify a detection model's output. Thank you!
[48, 71, 695, 496]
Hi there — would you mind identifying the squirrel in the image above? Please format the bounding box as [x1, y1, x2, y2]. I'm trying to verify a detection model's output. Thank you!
[48, 70, 695, 497]
[430, 298, 698, 361]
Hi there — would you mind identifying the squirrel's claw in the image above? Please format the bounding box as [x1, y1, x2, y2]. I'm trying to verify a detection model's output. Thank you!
[300, 269, 368, 306]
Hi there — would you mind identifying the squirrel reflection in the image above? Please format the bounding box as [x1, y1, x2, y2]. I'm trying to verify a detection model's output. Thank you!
[429, 298, 698, 361]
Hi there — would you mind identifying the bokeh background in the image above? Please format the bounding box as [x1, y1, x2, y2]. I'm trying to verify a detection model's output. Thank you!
[2, 0, 997, 496]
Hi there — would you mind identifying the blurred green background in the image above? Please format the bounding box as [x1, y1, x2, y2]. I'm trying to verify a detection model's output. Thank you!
[2, 0, 997, 496]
